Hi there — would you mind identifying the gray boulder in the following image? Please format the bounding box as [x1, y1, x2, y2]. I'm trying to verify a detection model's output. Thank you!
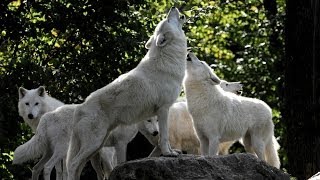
[109, 153, 290, 180]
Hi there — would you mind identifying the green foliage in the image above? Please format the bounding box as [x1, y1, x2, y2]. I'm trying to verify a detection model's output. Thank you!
[0, 0, 285, 178]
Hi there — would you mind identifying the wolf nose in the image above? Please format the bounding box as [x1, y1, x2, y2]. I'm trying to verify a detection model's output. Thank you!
[187, 54, 192, 61]
[28, 114, 34, 119]
[152, 131, 159, 136]
[171, 6, 176, 9]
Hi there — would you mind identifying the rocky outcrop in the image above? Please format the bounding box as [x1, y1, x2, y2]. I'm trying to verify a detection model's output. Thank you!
[109, 153, 290, 180]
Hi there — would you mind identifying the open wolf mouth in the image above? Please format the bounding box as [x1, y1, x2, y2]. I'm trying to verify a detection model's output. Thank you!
[236, 90, 243, 95]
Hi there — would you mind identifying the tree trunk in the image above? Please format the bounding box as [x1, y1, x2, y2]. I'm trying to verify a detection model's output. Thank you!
[283, 0, 320, 179]
[263, 0, 281, 50]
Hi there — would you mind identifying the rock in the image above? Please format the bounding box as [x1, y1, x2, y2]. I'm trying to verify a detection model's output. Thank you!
[109, 153, 290, 180]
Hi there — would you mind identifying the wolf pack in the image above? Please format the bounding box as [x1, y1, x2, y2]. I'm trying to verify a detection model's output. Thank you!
[13, 7, 281, 180]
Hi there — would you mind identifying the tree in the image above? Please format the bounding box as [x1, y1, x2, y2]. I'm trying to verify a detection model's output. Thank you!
[283, 0, 320, 179]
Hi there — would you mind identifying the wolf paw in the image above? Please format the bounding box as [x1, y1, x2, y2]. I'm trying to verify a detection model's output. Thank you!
[172, 149, 182, 154]
[162, 152, 179, 157]
[162, 149, 180, 157]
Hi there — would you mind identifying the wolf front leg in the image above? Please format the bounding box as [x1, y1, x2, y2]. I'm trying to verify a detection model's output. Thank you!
[208, 136, 220, 156]
[157, 107, 179, 156]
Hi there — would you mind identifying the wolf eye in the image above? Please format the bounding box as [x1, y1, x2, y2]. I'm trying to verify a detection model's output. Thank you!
[226, 84, 229, 86]
[35, 102, 39, 106]
[147, 120, 151, 122]
[25, 103, 29, 106]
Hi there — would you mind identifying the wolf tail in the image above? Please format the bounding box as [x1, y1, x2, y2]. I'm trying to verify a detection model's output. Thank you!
[265, 136, 280, 169]
[13, 120, 47, 164]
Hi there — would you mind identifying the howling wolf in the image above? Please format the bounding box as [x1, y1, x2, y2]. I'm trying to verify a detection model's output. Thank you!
[66, 7, 188, 179]
[183, 52, 280, 168]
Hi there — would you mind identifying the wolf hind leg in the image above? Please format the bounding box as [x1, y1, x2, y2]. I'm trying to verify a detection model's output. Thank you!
[31, 152, 51, 180]
[66, 131, 80, 180]
[197, 133, 209, 156]
[251, 134, 266, 161]
[43, 152, 63, 180]
[90, 153, 104, 180]
[70, 140, 106, 180]
[54, 161, 63, 180]
[67, 116, 110, 180]
[115, 142, 127, 164]
[243, 131, 257, 156]
[208, 136, 219, 156]
[265, 136, 280, 168]
[63, 158, 68, 180]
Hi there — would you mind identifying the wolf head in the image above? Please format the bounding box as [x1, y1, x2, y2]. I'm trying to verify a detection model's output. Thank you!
[220, 80, 243, 95]
[185, 52, 221, 85]
[142, 116, 159, 136]
[145, 7, 187, 50]
[18, 86, 47, 121]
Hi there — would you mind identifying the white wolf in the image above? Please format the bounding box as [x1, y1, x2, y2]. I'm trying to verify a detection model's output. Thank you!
[18, 86, 64, 132]
[183, 52, 280, 168]
[220, 80, 243, 95]
[13, 104, 159, 180]
[14, 105, 78, 180]
[148, 80, 243, 156]
[66, 7, 187, 179]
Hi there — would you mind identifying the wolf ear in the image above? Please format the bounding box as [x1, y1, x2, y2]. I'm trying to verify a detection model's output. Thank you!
[19, 87, 27, 99]
[145, 35, 154, 49]
[38, 86, 46, 97]
[210, 77, 221, 86]
[155, 33, 172, 47]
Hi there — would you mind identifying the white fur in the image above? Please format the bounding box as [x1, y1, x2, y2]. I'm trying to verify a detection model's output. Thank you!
[147, 101, 200, 156]
[167, 100, 241, 155]
[14, 105, 100, 180]
[183, 52, 280, 168]
[149, 78, 243, 156]
[99, 147, 115, 179]
[309, 172, 320, 180]
[167, 101, 200, 154]
[100, 116, 159, 178]
[13, 105, 77, 180]
[66, 7, 187, 180]
[220, 80, 243, 95]
[13, 104, 159, 180]
[18, 86, 64, 132]
[16, 86, 64, 180]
